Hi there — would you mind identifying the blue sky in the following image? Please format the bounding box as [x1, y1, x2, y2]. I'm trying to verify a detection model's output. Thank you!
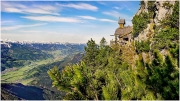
[1, 1, 140, 43]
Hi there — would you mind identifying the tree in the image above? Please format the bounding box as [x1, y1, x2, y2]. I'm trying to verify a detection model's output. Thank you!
[145, 50, 179, 100]
[83, 38, 99, 67]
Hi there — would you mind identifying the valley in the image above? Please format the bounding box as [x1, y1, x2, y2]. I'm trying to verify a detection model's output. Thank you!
[1, 57, 64, 85]
[1, 40, 85, 100]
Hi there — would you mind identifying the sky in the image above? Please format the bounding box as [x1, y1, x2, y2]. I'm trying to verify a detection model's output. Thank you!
[1, 1, 140, 44]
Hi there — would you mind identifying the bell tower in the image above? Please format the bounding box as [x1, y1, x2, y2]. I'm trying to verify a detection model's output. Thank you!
[118, 17, 125, 28]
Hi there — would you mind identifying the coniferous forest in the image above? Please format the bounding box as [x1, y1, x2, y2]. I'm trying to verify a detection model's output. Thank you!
[48, 1, 179, 100]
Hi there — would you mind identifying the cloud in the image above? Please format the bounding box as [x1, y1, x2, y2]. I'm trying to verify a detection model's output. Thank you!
[1, 2, 60, 15]
[102, 11, 132, 20]
[22, 15, 82, 23]
[78, 15, 116, 22]
[1, 2, 27, 9]
[103, 11, 121, 18]
[19, 30, 42, 33]
[56, 3, 98, 11]
[78, 16, 97, 20]
[121, 2, 133, 11]
[3, 7, 23, 13]
[103, 11, 133, 25]
[1, 23, 47, 31]
[1, 20, 15, 24]
[97, 1, 107, 5]
[23, 8, 59, 15]
[114, 6, 123, 10]
[32, 4, 59, 11]
[22, 15, 115, 23]
[99, 19, 116, 22]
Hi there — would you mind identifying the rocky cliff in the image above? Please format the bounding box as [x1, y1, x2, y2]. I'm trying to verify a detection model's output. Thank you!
[134, 0, 176, 41]
[131, 0, 179, 65]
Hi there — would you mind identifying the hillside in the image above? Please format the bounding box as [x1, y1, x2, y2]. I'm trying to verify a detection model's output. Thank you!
[48, 1, 179, 100]
[1, 83, 44, 100]
[1, 41, 85, 100]
[1, 40, 85, 71]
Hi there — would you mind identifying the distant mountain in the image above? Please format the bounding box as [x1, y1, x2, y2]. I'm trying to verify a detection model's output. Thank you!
[1, 39, 85, 100]
[1, 53, 83, 100]
[1, 39, 85, 71]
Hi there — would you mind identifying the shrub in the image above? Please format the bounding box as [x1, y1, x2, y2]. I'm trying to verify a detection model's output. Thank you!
[147, 1, 155, 18]
[132, 12, 149, 37]
[162, 2, 173, 9]
[135, 40, 151, 54]
[152, 27, 178, 49]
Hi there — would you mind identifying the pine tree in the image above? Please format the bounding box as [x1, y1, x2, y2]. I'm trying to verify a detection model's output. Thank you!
[146, 50, 179, 100]
[83, 38, 99, 67]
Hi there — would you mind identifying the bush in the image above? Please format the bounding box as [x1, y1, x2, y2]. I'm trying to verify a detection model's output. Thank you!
[162, 2, 173, 9]
[135, 40, 151, 54]
[132, 12, 149, 37]
[152, 27, 178, 49]
[160, 1, 179, 28]
[147, 1, 155, 18]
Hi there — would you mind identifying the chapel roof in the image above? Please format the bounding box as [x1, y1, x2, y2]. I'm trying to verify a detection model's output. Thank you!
[114, 26, 132, 37]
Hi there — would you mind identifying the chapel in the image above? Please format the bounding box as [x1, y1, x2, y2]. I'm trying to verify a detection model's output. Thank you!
[110, 18, 132, 45]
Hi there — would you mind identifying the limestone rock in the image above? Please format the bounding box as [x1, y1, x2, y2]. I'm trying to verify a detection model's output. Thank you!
[154, 1, 175, 25]
[134, 0, 175, 41]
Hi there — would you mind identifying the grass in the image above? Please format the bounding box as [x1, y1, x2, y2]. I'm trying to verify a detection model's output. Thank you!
[21, 78, 34, 85]
[1, 56, 65, 85]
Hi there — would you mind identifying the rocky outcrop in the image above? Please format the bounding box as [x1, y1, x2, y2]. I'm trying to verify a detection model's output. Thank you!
[154, 1, 175, 25]
[133, 0, 177, 63]
[134, 0, 176, 41]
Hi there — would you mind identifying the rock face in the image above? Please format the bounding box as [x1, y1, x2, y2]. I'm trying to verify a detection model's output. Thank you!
[134, 0, 175, 41]
[133, 0, 177, 63]
[154, 1, 175, 25]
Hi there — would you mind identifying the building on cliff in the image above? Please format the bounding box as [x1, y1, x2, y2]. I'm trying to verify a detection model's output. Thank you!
[110, 18, 132, 45]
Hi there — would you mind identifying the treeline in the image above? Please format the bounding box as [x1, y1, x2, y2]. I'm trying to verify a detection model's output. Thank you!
[48, 36, 178, 100]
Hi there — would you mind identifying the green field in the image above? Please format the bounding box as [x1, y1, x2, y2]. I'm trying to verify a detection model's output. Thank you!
[1, 57, 65, 85]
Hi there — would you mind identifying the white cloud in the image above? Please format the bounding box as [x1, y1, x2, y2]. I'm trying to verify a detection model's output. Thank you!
[1, 20, 15, 24]
[19, 30, 42, 33]
[1, 23, 47, 31]
[99, 19, 116, 22]
[102, 10, 132, 25]
[103, 10, 132, 19]
[1, 2, 27, 9]
[22, 15, 115, 23]
[121, 3, 133, 11]
[114, 6, 123, 10]
[3, 7, 23, 13]
[78, 16, 97, 20]
[78, 15, 116, 22]
[97, 1, 107, 5]
[56, 3, 98, 11]
[103, 11, 121, 18]
[22, 15, 82, 23]
[1, 2, 60, 15]
[24, 8, 59, 15]
[32, 4, 59, 11]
